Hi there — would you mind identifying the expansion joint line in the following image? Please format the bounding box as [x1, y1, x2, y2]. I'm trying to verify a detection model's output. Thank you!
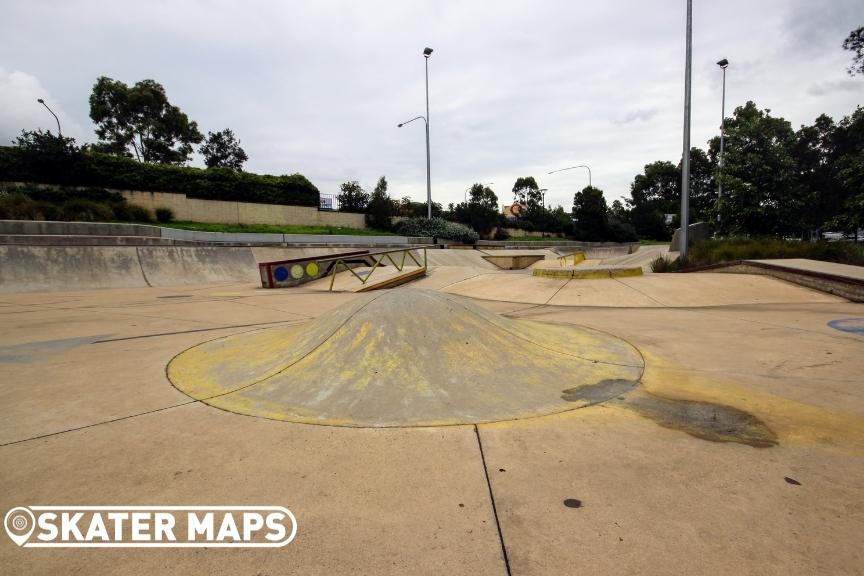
[474, 424, 512, 576]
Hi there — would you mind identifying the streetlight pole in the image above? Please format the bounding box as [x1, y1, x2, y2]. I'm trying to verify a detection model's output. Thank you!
[716, 58, 729, 226]
[37, 98, 61, 137]
[680, 0, 693, 260]
[423, 47, 434, 218]
[547, 165, 592, 188]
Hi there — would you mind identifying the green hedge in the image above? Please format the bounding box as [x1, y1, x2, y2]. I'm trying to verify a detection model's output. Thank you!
[0, 146, 320, 207]
[394, 217, 479, 244]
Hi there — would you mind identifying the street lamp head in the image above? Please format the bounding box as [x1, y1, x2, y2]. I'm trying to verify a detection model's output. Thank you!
[397, 123, 403, 128]
[37, 98, 45, 103]
[717, 58, 729, 68]
[423, 47, 433, 57]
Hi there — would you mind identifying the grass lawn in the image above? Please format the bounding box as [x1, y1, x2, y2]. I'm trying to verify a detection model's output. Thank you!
[163, 221, 397, 236]
[639, 239, 671, 245]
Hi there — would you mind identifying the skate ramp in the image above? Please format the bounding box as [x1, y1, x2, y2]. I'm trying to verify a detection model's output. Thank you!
[137, 247, 259, 286]
[0, 245, 148, 293]
[167, 289, 644, 426]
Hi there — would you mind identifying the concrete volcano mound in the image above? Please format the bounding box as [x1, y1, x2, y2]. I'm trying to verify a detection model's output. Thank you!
[167, 289, 644, 426]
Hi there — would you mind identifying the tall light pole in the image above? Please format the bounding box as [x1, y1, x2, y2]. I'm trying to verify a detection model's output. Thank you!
[716, 58, 729, 225]
[679, 0, 693, 260]
[423, 47, 434, 218]
[548, 165, 592, 188]
[37, 98, 61, 137]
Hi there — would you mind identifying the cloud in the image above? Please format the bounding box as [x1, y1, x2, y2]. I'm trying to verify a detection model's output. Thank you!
[613, 108, 660, 125]
[807, 79, 861, 96]
[0, 68, 86, 145]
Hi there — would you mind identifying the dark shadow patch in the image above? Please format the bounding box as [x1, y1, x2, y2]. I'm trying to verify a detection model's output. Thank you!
[561, 379, 639, 403]
[626, 393, 778, 448]
[784, 476, 801, 486]
[563, 499, 582, 508]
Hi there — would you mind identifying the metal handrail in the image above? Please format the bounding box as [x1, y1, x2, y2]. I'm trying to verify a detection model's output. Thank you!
[327, 246, 429, 291]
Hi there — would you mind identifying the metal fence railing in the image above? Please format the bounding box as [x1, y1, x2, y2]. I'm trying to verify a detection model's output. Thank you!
[319, 193, 340, 211]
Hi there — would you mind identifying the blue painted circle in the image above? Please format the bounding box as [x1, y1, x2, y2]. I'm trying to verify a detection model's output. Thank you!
[827, 318, 864, 335]
[273, 266, 289, 282]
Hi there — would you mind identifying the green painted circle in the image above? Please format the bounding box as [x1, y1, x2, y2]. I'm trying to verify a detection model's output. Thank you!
[290, 264, 304, 279]
[306, 262, 320, 277]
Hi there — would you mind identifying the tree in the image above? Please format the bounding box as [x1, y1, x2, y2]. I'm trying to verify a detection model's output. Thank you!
[14, 129, 79, 157]
[626, 160, 678, 240]
[13, 129, 81, 178]
[792, 114, 841, 237]
[199, 129, 248, 170]
[453, 183, 499, 235]
[829, 107, 864, 237]
[572, 186, 609, 241]
[366, 176, 393, 230]
[843, 27, 864, 76]
[686, 147, 716, 222]
[337, 181, 369, 212]
[708, 101, 801, 236]
[511, 176, 539, 205]
[89, 77, 203, 164]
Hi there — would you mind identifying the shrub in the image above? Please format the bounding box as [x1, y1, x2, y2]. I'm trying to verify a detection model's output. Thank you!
[125, 205, 154, 223]
[0, 146, 320, 207]
[155, 207, 175, 223]
[60, 198, 116, 222]
[493, 227, 510, 241]
[650, 256, 682, 273]
[394, 217, 479, 244]
[0, 192, 60, 220]
[687, 237, 864, 267]
[0, 183, 153, 223]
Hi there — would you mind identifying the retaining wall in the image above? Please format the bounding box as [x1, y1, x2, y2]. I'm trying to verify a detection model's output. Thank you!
[120, 190, 366, 228]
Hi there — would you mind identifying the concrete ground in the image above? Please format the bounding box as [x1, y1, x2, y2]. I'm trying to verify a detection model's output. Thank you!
[2, 270, 863, 575]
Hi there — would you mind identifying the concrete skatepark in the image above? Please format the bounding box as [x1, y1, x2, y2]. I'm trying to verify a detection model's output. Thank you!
[1, 224, 863, 575]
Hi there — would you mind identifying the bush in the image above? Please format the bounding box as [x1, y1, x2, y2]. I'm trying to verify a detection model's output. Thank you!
[0, 192, 60, 220]
[394, 217, 479, 244]
[650, 256, 682, 273]
[155, 207, 174, 223]
[61, 198, 116, 222]
[493, 227, 510, 240]
[0, 183, 153, 223]
[0, 146, 320, 207]
[687, 237, 864, 267]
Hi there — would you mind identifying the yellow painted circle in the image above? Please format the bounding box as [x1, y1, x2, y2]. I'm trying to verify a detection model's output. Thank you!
[290, 264, 304, 279]
[305, 262, 320, 277]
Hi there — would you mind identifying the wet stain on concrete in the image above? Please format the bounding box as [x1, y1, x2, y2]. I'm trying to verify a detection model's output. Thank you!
[626, 393, 778, 448]
[784, 476, 802, 486]
[563, 499, 583, 508]
[564, 379, 778, 448]
[561, 379, 639, 403]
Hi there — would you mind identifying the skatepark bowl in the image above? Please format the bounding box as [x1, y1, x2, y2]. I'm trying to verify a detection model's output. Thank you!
[2, 240, 864, 576]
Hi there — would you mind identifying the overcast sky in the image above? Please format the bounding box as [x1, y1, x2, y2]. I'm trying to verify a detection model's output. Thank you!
[1, 0, 861, 208]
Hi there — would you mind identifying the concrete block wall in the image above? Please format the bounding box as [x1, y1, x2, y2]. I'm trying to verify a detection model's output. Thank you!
[120, 190, 367, 228]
